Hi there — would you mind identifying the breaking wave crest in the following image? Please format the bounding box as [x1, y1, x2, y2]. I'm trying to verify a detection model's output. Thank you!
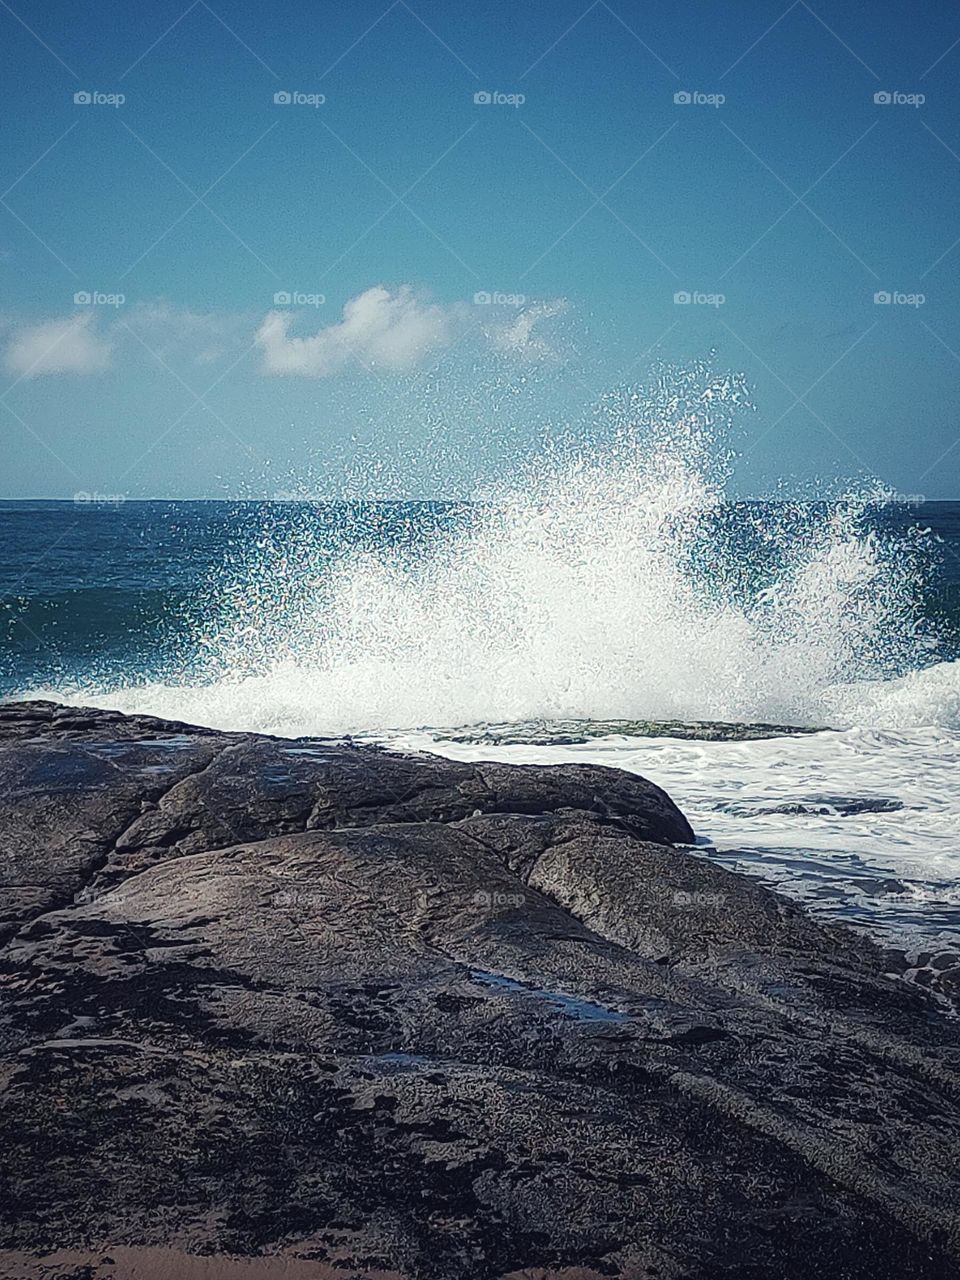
[43, 363, 958, 737]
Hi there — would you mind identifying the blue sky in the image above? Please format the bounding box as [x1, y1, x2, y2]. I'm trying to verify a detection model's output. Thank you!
[1, 0, 959, 498]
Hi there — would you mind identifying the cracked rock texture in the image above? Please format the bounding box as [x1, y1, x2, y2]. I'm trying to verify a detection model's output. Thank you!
[0, 700, 958, 1280]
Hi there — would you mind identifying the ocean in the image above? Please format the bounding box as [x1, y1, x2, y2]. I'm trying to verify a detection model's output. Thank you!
[3, 466, 960, 962]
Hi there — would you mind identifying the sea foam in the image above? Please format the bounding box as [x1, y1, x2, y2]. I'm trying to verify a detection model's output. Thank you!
[35, 364, 952, 737]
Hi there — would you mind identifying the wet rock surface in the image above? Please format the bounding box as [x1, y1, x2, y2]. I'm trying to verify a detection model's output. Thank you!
[0, 700, 959, 1280]
[434, 717, 822, 745]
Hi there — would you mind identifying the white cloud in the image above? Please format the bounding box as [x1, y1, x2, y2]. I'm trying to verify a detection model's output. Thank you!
[4, 313, 112, 378]
[0, 289, 570, 384]
[256, 285, 460, 377]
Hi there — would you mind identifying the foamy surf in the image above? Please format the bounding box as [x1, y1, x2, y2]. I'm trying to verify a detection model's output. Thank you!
[380, 719, 960, 950]
[34, 365, 944, 735]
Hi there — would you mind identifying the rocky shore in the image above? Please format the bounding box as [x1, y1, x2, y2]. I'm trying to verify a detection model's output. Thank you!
[1, 700, 959, 1280]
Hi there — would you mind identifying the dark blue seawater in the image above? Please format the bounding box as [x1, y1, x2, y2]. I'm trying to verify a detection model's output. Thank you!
[0, 500, 470, 694]
[1, 498, 959, 697]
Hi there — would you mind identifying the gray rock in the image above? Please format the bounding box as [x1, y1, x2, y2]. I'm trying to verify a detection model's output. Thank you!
[0, 700, 958, 1280]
